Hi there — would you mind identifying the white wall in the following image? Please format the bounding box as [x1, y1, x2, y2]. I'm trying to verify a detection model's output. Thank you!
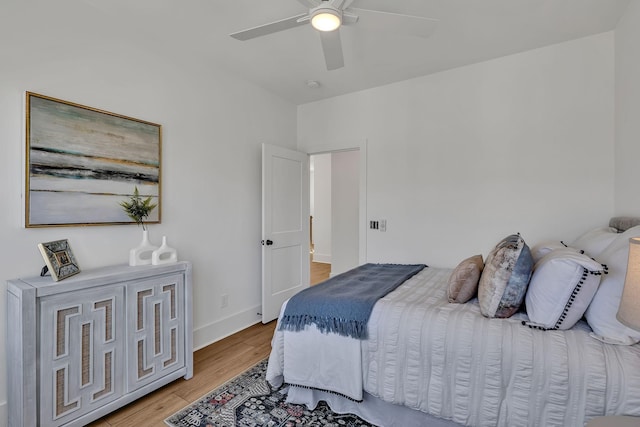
[299, 33, 616, 268]
[615, 1, 640, 215]
[0, 3, 296, 423]
[311, 153, 332, 263]
[331, 150, 360, 276]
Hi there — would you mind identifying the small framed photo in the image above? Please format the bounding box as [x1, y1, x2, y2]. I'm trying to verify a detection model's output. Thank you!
[37, 239, 80, 281]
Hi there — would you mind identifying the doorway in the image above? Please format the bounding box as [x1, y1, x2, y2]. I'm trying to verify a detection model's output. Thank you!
[309, 149, 360, 283]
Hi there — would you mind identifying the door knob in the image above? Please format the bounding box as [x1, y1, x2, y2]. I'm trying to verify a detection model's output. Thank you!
[261, 239, 274, 246]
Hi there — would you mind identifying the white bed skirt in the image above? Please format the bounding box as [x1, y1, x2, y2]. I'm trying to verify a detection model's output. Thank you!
[286, 386, 463, 427]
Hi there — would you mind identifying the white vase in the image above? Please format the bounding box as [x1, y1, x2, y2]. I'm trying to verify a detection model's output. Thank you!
[129, 229, 158, 266]
[152, 236, 178, 265]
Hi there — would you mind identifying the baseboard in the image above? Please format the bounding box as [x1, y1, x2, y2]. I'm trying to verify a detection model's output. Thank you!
[193, 305, 262, 351]
[0, 400, 7, 427]
[312, 254, 331, 264]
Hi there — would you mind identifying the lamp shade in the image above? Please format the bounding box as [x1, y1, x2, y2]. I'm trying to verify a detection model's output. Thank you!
[311, 9, 341, 32]
[617, 237, 640, 331]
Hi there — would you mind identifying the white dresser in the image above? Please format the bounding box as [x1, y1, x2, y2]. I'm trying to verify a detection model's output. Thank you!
[7, 261, 193, 427]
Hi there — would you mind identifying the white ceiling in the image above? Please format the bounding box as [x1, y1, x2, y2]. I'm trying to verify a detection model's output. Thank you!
[8, 0, 633, 105]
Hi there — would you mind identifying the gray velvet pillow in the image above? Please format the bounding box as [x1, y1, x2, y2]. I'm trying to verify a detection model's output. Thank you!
[448, 255, 484, 303]
[478, 234, 534, 318]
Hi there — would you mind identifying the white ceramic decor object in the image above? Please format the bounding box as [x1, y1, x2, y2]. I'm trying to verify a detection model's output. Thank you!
[152, 235, 178, 265]
[129, 229, 158, 266]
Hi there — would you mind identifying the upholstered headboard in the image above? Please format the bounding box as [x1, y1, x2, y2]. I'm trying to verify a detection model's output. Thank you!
[609, 217, 640, 232]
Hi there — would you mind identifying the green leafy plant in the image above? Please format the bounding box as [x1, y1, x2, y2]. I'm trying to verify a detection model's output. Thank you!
[120, 186, 157, 230]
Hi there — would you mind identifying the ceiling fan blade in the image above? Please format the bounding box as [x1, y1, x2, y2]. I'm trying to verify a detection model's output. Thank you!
[319, 30, 344, 70]
[347, 7, 438, 38]
[230, 13, 309, 41]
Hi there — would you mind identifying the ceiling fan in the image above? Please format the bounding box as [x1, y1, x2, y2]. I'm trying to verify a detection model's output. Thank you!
[229, 0, 438, 71]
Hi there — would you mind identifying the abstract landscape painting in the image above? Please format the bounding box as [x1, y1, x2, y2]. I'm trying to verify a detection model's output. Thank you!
[25, 92, 161, 227]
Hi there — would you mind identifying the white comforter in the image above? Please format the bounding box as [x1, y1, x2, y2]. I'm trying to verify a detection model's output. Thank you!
[267, 267, 640, 426]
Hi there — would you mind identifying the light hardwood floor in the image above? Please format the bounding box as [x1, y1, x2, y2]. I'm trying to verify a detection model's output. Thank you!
[88, 261, 331, 426]
[311, 260, 331, 285]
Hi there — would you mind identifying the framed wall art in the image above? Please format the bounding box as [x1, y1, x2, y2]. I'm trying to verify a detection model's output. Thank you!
[25, 92, 161, 227]
[37, 239, 80, 281]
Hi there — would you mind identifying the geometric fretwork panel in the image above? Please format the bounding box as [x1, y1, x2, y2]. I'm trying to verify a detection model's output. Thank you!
[7, 262, 192, 427]
[127, 274, 184, 391]
[40, 287, 125, 426]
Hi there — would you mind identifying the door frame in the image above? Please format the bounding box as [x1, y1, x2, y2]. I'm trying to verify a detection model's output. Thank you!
[307, 140, 367, 266]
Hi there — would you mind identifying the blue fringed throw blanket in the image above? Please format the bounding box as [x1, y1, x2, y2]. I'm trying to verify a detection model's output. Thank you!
[279, 263, 426, 339]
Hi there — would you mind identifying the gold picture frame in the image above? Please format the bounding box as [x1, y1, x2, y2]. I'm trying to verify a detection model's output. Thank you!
[37, 239, 81, 281]
[25, 92, 161, 227]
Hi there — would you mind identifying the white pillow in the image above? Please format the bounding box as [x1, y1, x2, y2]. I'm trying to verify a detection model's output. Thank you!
[525, 248, 605, 330]
[585, 225, 640, 345]
[570, 226, 619, 259]
[530, 240, 577, 264]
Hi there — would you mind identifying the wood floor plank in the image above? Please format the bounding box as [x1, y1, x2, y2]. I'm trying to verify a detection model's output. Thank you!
[311, 261, 331, 285]
[99, 392, 189, 427]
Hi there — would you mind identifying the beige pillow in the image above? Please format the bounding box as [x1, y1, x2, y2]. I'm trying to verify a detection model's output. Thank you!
[448, 255, 484, 303]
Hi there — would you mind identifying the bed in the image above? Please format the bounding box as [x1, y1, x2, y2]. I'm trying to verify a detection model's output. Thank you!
[266, 219, 640, 427]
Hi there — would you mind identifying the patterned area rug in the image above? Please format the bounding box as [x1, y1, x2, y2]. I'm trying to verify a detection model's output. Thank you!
[165, 358, 376, 427]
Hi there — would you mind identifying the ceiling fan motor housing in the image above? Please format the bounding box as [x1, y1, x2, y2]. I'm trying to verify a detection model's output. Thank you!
[310, 5, 343, 31]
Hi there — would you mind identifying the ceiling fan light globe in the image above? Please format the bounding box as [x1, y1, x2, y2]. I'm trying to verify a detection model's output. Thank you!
[311, 9, 341, 32]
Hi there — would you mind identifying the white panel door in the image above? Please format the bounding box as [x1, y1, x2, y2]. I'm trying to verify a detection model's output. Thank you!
[262, 143, 310, 323]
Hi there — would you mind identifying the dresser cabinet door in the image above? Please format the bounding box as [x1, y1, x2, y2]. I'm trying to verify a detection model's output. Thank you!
[126, 273, 185, 391]
[39, 286, 125, 426]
